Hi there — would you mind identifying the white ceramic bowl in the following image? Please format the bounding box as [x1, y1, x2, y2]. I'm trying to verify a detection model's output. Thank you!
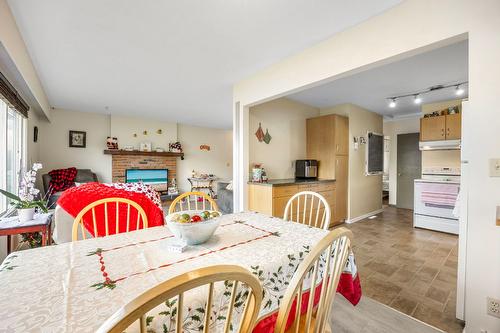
[165, 210, 221, 245]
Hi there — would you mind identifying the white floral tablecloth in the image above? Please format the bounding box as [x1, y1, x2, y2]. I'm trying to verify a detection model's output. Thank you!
[0, 212, 357, 332]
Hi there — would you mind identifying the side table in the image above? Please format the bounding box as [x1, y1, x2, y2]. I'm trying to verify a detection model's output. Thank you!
[0, 213, 53, 255]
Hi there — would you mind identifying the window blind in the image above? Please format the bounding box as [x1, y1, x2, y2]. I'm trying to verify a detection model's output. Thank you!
[0, 71, 29, 118]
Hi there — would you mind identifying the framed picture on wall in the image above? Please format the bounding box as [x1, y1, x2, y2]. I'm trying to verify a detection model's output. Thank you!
[69, 130, 86, 148]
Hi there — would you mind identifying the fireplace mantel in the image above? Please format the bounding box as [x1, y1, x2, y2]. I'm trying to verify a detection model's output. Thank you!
[107, 150, 181, 184]
[104, 149, 184, 159]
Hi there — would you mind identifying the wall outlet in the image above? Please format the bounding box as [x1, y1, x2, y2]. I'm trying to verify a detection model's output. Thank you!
[487, 297, 500, 318]
[489, 158, 500, 177]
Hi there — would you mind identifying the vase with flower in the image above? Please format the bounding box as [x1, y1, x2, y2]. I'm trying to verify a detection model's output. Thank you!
[0, 163, 48, 222]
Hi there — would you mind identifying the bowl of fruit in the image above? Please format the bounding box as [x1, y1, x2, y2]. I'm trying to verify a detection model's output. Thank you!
[166, 210, 222, 245]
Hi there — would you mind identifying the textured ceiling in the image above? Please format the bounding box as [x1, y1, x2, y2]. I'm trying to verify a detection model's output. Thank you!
[7, 0, 402, 127]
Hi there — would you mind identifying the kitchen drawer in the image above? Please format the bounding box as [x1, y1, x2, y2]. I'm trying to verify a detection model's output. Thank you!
[298, 182, 335, 192]
[317, 190, 335, 205]
[273, 185, 299, 198]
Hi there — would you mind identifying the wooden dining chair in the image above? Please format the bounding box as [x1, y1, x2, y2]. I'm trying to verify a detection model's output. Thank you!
[283, 191, 331, 230]
[273, 228, 353, 333]
[96, 265, 263, 333]
[168, 191, 219, 214]
[72, 197, 148, 241]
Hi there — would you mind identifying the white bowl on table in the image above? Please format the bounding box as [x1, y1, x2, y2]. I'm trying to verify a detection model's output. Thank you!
[165, 210, 221, 245]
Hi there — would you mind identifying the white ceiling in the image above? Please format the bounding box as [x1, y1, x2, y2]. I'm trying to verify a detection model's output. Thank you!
[7, 0, 402, 128]
[289, 40, 468, 118]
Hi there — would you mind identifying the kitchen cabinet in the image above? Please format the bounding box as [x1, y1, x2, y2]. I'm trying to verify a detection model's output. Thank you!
[306, 114, 349, 223]
[247, 181, 338, 227]
[445, 113, 461, 140]
[420, 114, 461, 141]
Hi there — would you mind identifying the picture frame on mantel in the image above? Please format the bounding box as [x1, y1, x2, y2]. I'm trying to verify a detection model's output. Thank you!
[69, 130, 86, 148]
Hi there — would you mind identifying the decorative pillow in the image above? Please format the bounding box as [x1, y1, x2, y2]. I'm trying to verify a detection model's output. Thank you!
[226, 181, 233, 191]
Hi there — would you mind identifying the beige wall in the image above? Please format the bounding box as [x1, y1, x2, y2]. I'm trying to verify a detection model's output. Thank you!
[110, 115, 178, 151]
[177, 124, 232, 193]
[249, 98, 319, 179]
[320, 104, 383, 221]
[233, 1, 500, 330]
[383, 117, 420, 205]
[37, 109, 113, 182]
[32, 109, 232, 192]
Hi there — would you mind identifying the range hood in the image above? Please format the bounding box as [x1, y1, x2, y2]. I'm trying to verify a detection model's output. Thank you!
[419, 140, 461, 151]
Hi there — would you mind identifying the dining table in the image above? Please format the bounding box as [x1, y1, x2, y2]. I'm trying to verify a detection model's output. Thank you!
[0, 211, 361, 332]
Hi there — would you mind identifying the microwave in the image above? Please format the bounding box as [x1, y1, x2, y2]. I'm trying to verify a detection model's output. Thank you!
[295, 160, 318, 178]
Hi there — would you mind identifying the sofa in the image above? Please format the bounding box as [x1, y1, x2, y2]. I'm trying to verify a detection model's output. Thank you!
[216, 181, 233, 214]
[42, 169, 98, 208]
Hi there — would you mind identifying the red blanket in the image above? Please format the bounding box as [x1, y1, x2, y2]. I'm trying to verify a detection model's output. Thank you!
[58, 182, 164, 236]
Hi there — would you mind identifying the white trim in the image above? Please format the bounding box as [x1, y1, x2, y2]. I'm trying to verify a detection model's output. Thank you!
[345, 208, 384, 224]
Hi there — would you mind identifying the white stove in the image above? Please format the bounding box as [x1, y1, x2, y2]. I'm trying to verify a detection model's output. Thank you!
[413, 167, 460, 234]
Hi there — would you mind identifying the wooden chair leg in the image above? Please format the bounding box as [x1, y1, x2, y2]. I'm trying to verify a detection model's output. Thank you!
[6, 235, 11, 254]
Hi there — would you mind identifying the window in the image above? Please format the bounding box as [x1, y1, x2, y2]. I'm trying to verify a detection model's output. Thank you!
[0, 98, 27, 213]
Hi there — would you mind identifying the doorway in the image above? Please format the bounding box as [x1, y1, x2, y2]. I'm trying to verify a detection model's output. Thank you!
[396, 133, 421, 209]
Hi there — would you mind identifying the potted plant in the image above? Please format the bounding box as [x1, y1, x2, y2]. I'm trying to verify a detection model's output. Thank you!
[0, 163, 48, 222]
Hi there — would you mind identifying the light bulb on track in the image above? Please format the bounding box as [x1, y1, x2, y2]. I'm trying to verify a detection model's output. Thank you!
[389, 98, 397, 108]
[414, 95, 422, 104]
[455, 85, 464, 96]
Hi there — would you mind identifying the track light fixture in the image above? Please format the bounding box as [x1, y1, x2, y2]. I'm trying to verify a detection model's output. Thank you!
[387, 81, 467, 109]
[414, 94, 422, 104]
[388, 98, 397, 108]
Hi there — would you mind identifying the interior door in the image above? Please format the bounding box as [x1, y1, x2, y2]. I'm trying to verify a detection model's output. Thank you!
[396, 133, 421, 209]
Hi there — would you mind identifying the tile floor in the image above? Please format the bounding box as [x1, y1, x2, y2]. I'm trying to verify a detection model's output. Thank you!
[338, 206, 464, 332]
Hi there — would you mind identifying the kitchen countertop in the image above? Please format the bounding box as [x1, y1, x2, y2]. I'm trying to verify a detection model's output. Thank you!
[247, 178, 336, 187]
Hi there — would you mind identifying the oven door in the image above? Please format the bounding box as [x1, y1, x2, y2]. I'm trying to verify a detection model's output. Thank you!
[414, 181, 459, 220]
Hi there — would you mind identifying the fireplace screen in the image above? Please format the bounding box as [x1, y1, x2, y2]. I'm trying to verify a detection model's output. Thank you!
[125, 169, 168, 185]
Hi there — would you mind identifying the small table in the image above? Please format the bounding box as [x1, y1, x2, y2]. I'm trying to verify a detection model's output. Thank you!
[188, 177, 218, 197]
[0, 213, 53, 254]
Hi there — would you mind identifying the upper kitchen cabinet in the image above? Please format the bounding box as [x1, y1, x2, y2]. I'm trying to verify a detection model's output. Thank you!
[420, 114, 461, 141]
[445, 113, 461, 140]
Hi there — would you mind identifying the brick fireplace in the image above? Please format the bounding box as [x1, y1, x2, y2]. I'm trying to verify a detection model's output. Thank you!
[104, 150, 184, 184]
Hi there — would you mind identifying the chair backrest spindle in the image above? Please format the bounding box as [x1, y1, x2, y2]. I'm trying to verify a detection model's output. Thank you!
[283, 191, 331, 230]
[96, 265, 263, 333]
[273, 228, 352, 333]
[168, 191, 219, 214]
[72, 198, 148, 241]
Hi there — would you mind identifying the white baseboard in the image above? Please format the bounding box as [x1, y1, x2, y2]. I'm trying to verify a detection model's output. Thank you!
[346, 208, 384, 224]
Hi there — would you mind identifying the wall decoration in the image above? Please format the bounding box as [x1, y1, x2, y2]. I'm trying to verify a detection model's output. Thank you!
[69, 130, 86, 148]
[106, 136, 119, 150]
[255, 122, 264, 142]
[263, 128, 272, 144]
[33, 126, 38, 143]
[169, 141, 183, 153]
[156, 129, 163, 134]
[359, 136, 366, 145]
[200, 144, 211, 151]
[140, 142, 152, 152]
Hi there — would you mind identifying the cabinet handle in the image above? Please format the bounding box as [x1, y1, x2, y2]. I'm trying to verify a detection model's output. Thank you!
[336, 144, 339, 152]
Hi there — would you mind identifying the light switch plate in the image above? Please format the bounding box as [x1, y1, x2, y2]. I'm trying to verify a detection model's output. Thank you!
[489, 158, 500, 177]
